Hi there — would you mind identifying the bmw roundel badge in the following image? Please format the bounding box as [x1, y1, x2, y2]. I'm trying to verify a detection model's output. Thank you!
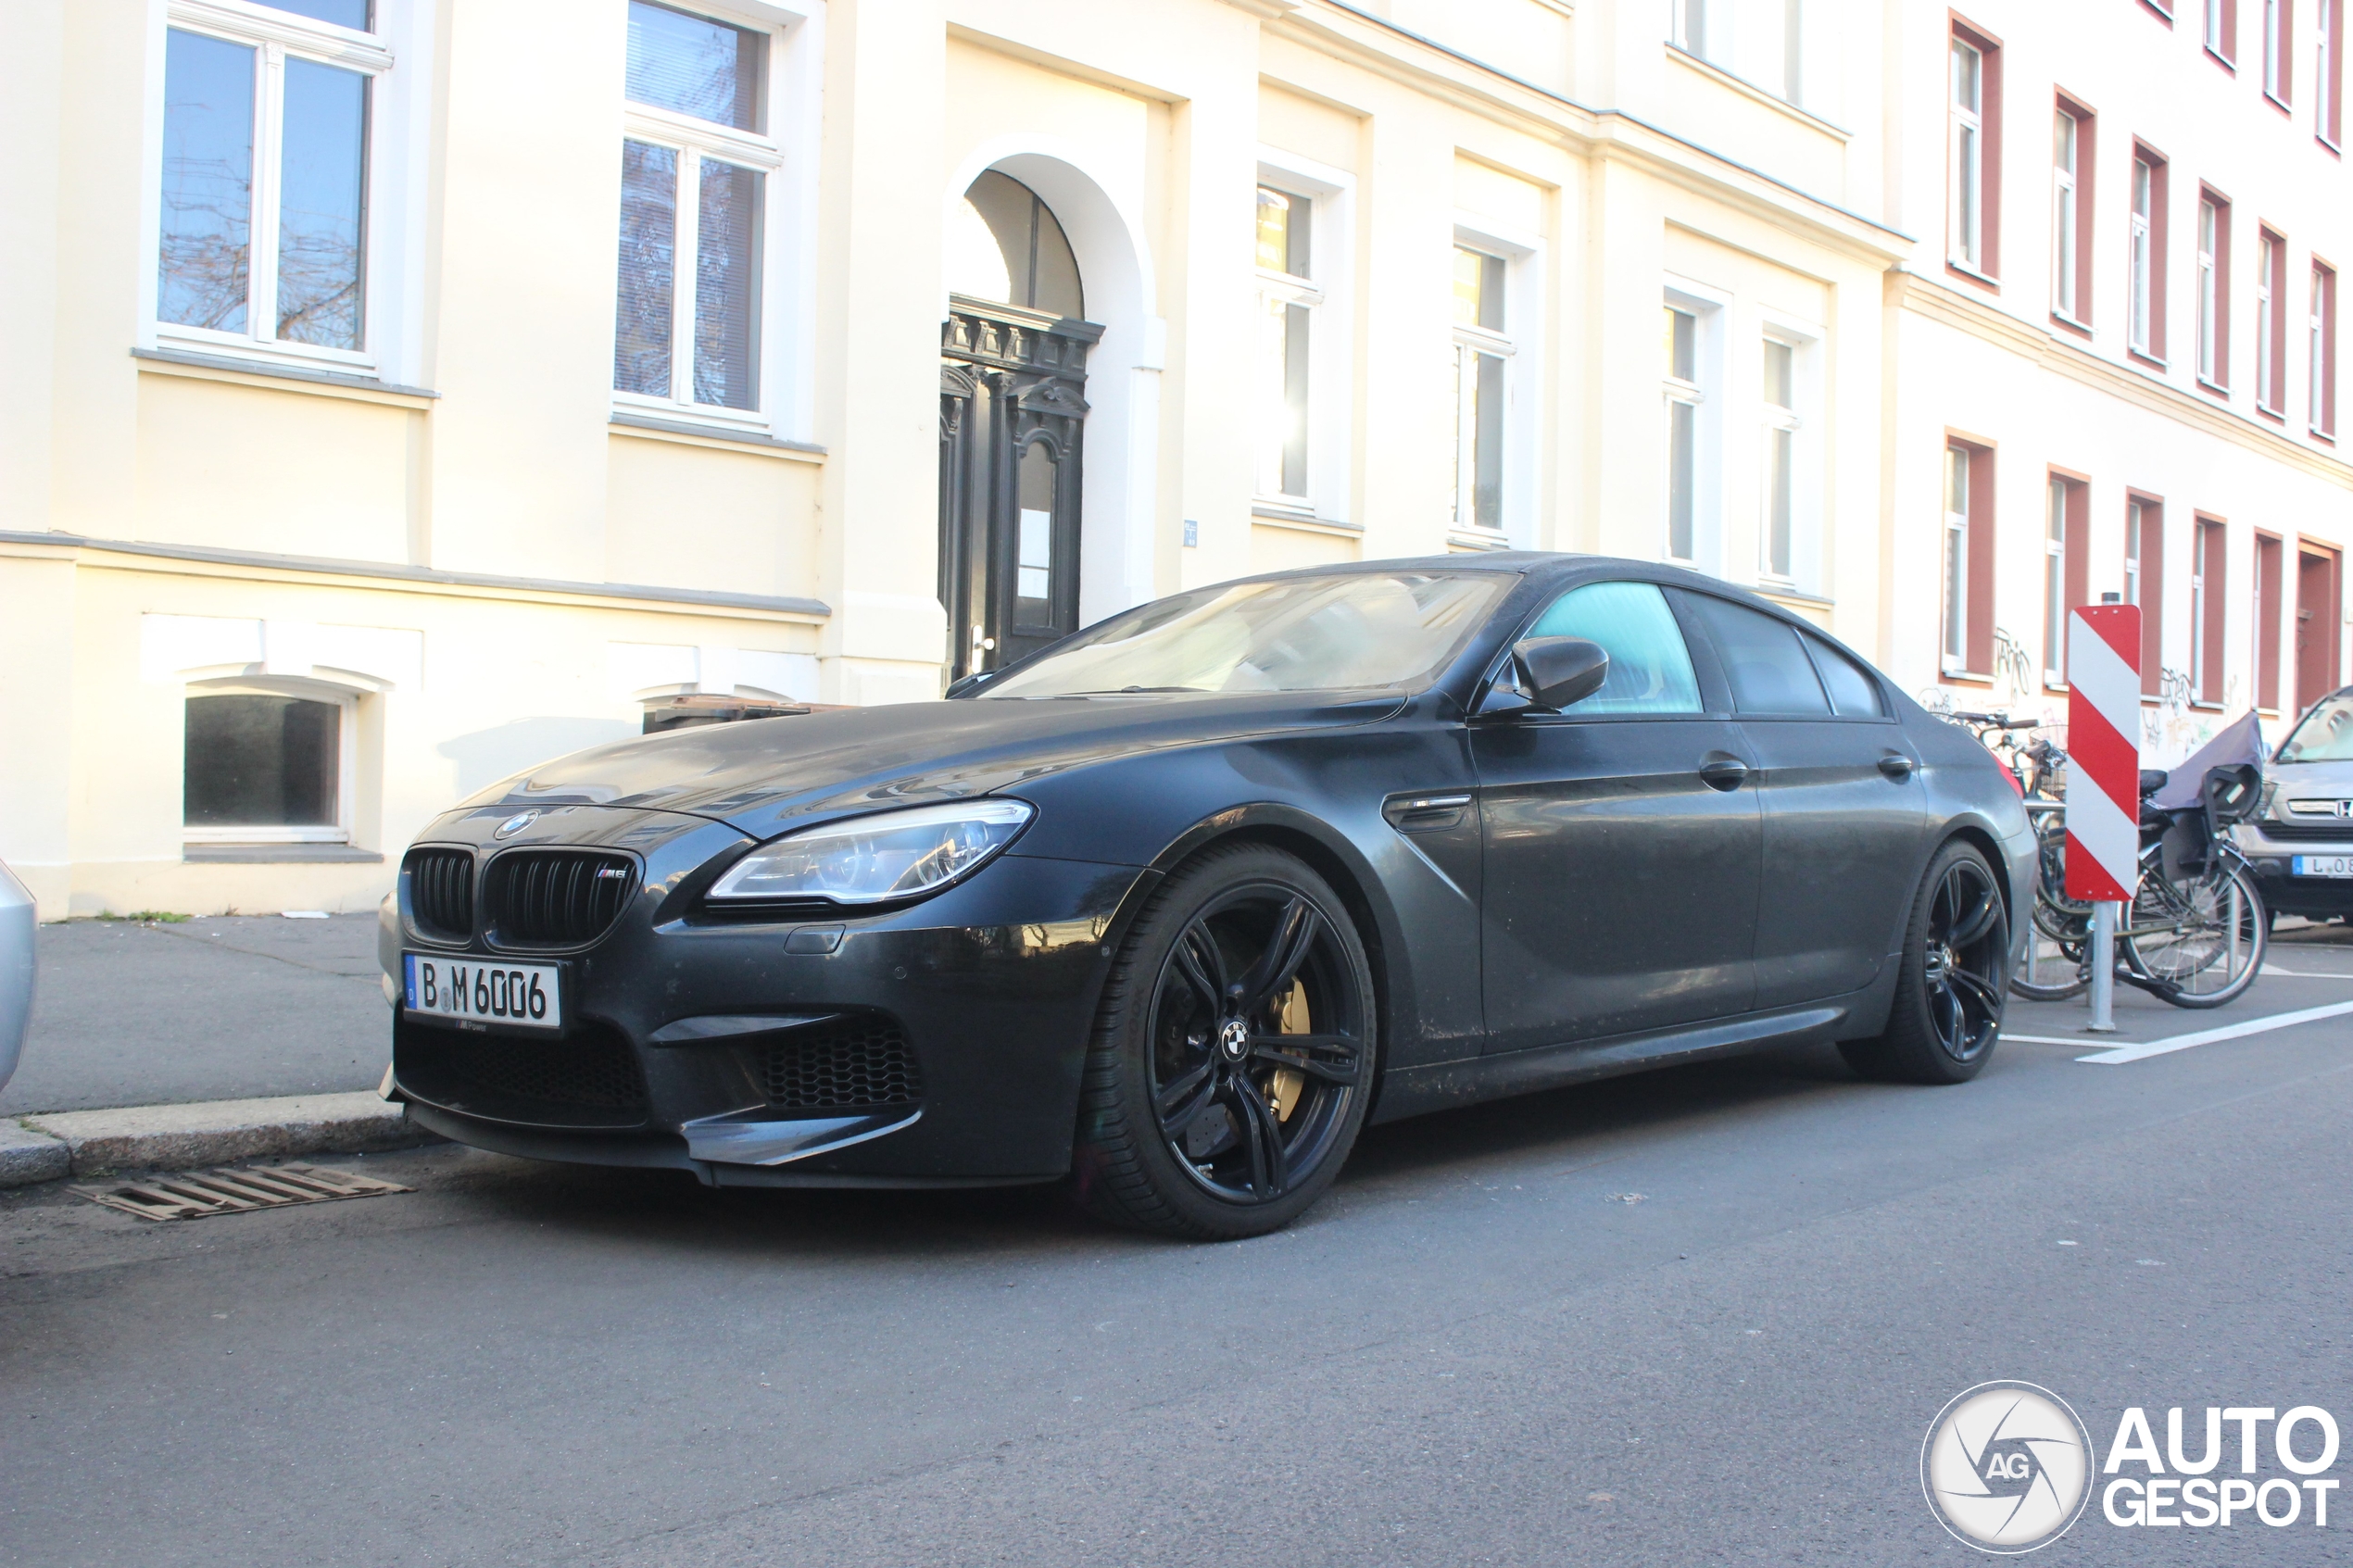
[493, 809, 541, 839]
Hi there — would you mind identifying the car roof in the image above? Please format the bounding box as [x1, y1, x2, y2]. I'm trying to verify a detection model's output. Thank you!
[1227, 549, 1806, 607]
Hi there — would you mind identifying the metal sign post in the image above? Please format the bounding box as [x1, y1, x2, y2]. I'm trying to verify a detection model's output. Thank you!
[2065, 603, 2143, 1035]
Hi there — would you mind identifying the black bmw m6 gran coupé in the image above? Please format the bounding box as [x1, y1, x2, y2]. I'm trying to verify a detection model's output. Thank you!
[382, 554, 2035, 1238]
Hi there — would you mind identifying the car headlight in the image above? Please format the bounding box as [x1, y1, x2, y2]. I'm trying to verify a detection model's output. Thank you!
[706, 799, 1034, 905]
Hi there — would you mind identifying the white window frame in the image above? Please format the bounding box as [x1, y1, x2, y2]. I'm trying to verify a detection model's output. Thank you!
[1949, 37, 1986, 272]
[141, 0, 418, 381]
[2322, 0, 2340, 146]
[2258, 232, 2280, 412]
[2044, 475, 2070, 685]
[1662, 278, 1728, 575]
[2315, 263, 2336, 436]
[2052, 107, 2080, 321]
[1755, 314, 1821, 592]
[1449, 218, 1541, 552]
[612, 0, 823, 442]
[1252, 148, 1355, 528]
[1668, 0, 1707, 58]
[2266, 0, 2290, 103]
[2197, 196, 2222, 385]
[2191, 521, 2210, 695]
[1943, 445, 1971, 675]
[2125, 499, 2146, 611]
[2208, 0, 2232, 55]
[181, 678, 359, 846]
[2130, 157, 2158, 358]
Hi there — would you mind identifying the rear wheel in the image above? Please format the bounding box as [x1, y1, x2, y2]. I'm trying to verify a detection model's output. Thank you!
[1071, 844, 1374, 1240]
[1842, 840, 2008, 1085]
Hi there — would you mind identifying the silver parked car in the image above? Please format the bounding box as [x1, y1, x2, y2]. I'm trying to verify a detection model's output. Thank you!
[0, 859, 32, 1094]
[2238, 687, 2353, 924]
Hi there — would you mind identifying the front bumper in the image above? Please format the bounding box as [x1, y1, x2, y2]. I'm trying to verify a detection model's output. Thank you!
[384, 807, 1144, 1185]
[2237, 828, 2353, 918]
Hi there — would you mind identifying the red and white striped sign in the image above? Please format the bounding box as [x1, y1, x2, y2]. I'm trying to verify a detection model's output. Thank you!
[2066, 605, 2143, 903]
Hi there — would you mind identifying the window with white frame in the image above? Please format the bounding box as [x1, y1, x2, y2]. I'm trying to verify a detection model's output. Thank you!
[1669, 0, 1706, 57]
[2258, 230, 2280, 412]
[1452, 245, 1511, 537]
[1943, 445, 1970, 673]
[2125, 498, 2146, 610]
[1759, 337, 1801, 583]
[613, 0, 782, 422]
[2045, 476, 2070, 684]
[2322, 0, 2343, 145]
[2208, 0, 2233, 56]
[2197, 195, 2223, 384]
[2315, 261, 2339, 436]
[2052, 108, 2080, 319]
[155, 1, 388, 367]
[2131, 157, 2158, 355]
[183, 686, 356, 845]
[2265, 0, 2292, 103]
[1949, 37, 1986, 270]
[1254, 184, 1318, 504]
[1663, 305, 1705, 565]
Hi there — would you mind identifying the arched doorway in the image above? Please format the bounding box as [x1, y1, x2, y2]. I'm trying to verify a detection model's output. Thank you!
[938, 170, 1103, 680]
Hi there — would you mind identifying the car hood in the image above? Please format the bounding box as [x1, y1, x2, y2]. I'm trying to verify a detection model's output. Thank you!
[2269, 757, 2353, 788]
[456, 689, 1408, 838]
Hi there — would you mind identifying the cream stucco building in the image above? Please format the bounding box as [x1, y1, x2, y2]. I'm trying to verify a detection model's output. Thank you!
[1, 0, 2345, 921]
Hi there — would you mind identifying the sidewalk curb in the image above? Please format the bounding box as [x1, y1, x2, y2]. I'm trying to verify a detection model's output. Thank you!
[4, 1093, 440, 1188]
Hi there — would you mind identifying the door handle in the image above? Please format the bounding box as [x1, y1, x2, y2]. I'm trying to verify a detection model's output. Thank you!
[1697, 753, 1750, 792]
[1877, 752, 1918, 781]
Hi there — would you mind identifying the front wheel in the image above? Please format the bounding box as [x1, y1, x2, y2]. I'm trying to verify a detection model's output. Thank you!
[2122, 858, 2267, 1009]
[1842, 840, 2009, 1085]
[1071, 844, 1375, 1240]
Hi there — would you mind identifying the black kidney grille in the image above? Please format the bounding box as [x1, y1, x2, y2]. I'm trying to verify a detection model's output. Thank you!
[486, 851, 636, 947]
[405, 848, 475, 942]
[762, 1018, 925, 1112]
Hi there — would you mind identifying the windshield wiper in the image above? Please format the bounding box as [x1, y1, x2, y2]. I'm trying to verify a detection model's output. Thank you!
[1063, 685, 1209, 695]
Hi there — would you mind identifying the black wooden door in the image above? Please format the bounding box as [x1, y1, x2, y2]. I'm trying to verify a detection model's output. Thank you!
[938, 298, 1101, 683]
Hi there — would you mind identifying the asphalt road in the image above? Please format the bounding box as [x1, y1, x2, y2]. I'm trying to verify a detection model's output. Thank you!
[2, 929, 2349, 1566]
[1, 914, 386, 1114]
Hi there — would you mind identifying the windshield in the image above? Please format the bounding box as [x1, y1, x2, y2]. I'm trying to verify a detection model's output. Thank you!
[2277, 692, 2353, 762]
[981, 571, 1509, 699]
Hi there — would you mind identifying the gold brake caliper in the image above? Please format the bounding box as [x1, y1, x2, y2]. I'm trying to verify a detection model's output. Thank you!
[1268, 979, 1309, 1122]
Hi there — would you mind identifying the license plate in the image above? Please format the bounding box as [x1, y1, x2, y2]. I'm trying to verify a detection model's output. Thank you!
[402, 954, 562, 1031]
[2293, 855, 2353, 878]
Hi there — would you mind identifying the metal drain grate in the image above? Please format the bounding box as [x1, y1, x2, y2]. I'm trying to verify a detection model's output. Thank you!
[74, 1163, 411, 1222]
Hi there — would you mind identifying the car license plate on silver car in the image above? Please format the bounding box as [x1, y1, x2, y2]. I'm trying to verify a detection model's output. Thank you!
[2293, 855, 2353, 879]
[403, 954, 562, 1030]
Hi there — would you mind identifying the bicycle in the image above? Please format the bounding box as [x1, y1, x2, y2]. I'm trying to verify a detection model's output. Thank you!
[2008, 762, 2268, 1008]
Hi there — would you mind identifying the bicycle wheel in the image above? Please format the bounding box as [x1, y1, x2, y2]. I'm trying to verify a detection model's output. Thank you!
[2010, 926, 2089, 1001]
[2120, 859, 2268, 1009]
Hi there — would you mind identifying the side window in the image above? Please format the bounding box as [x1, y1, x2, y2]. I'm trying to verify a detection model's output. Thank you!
[1804, 633, 1890, 718]
[1525, 582, 1703, 715]
[1682, 594, 1831, 715]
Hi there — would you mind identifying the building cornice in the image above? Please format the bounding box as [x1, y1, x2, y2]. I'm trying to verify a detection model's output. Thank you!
[1265, 2, 1910, 267]
[1890, 271, 2353, 490]
[0, 533, 833, 623]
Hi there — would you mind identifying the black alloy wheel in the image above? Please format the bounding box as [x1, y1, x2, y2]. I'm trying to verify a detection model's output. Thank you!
[1073, 844, 1374, 1239]
[1842, 840, 2009, 1085]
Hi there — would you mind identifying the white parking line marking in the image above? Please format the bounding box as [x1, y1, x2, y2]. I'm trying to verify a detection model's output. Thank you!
[2259, 965, 2353, 978]
[2075, 999, 2353, 1065]
[1999, 1033, 2096, 1045]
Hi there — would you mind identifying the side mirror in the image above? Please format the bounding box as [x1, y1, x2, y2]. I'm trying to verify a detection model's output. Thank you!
[1512, 637, 1610, 711]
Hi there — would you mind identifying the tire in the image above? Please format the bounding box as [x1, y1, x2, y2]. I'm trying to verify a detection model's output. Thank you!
[1841, 840, 2009, 1085]
[2008, 941, 2089, 1003]
[1070, 843, 1375, 1240]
